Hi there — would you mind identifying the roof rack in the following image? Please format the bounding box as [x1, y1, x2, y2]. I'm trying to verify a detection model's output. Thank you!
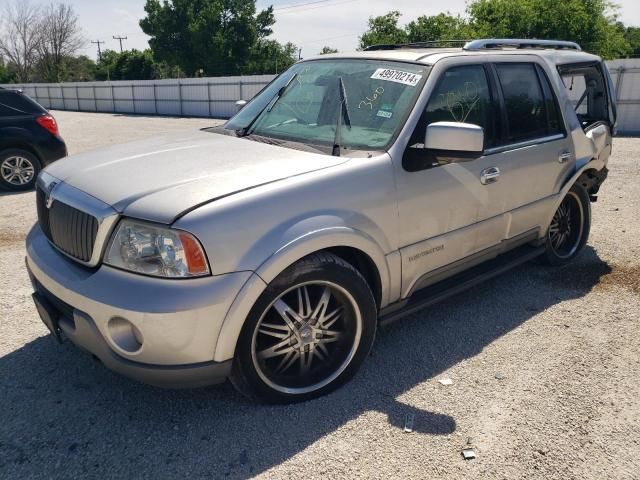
[363, 40, 469, 51]
[463, 39, 581, 51]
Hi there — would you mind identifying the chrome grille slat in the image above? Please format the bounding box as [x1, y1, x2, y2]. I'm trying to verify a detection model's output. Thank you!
[36, 186, 99, 263]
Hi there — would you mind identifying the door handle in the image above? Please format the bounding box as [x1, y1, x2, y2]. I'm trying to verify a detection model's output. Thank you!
[558, 151, 572, 163]
[480, 166, 500, 185]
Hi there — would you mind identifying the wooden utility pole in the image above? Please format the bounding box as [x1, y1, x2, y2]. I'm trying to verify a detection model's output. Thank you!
[112, 35, 128, 53]
[91, 40, 105, 60]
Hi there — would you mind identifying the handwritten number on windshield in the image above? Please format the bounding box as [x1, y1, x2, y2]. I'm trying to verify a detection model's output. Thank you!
[358, 86, 385, 110]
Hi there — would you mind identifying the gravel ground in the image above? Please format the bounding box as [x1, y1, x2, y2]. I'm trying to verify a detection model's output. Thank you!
[1, 111, 639, 479]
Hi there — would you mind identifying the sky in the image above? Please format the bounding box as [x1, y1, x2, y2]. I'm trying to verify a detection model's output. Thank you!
[31, 0, 640, 60]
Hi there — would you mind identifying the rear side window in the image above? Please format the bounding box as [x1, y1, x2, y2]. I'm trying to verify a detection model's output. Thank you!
[0, 91, 45, 115]
[0, 103, 16, 117]
[495, 63, 546, 142]
[423, 65, 496, 147]
[535, 65, 563, 135]
[558, 63, 609, 130]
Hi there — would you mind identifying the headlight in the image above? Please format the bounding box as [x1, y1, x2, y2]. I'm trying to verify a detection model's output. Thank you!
[104, 219, 210, 278]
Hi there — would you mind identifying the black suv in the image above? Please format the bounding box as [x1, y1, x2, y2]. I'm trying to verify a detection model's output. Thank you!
[0, 88, 67, 191]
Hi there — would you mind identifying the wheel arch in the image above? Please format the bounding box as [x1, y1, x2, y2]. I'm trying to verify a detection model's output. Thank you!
[0, 142, 43, 164]
[543, 160, 598, 236]
[213, 227, 393, 362]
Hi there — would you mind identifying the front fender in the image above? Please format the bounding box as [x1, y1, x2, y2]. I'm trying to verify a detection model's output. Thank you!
[213, 226, 394, 362]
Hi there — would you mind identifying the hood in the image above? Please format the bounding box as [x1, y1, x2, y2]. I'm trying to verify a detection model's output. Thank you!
[44, 130, 347, 223]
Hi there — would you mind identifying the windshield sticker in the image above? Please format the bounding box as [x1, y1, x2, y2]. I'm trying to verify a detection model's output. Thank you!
[371, 68, 422, 86]
[358, 86, 385, 110]
[376, 110, 392, 119]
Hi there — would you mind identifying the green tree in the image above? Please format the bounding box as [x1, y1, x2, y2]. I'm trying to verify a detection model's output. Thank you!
[623, 25, 640, 56]
[95, 49, 182, 81]
[467, 0, 630, 59]
[319, 46, 338, 55]
[243, 40, 298, 74]
[140, 0, 277, 76]
[406, 13, 474, 42]
[359, 11, 407, 49]
[360, 2, 631, 59]
[0, 56, 11, 83]
[63, 55, 96, 82]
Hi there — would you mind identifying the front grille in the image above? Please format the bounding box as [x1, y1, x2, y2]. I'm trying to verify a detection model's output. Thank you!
[36, 187, 99, 262]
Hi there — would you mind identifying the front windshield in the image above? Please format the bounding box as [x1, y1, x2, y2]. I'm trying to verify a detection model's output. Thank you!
[225, 59, 429, 151]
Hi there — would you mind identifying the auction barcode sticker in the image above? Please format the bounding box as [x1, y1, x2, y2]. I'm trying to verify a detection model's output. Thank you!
[370, 68, 422, 86]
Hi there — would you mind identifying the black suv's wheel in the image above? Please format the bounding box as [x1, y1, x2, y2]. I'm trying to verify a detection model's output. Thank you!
[0, 149, 41, 192]
[542, 184, 591, 266]
[230, 252, 377, 403]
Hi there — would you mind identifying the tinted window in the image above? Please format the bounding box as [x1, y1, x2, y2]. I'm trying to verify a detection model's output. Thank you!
[423, 65, 495, 147]
[536, 65, 563, 135]
[0, 91, 44, 114]
[496, 64, 546, 141]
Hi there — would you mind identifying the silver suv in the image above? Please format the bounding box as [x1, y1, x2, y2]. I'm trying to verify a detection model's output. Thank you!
[26, 39, 615, 402]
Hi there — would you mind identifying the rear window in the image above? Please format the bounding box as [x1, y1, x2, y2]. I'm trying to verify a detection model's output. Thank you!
[495, 63, 547, 142]
[0, 91, 46, 115]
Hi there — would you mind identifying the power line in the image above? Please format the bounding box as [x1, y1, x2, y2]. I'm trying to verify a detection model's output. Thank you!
[274, 0, 361, 15]
[112, 35, 128, 53]
[274, 0, 328, 11]
[91, 40, 105, 60]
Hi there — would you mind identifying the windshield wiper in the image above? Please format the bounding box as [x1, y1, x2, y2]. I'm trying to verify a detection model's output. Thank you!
[332, 76, 351, 157]
[237, 73, 298, 137]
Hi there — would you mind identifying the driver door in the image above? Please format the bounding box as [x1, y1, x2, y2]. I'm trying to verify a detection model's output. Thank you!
[394, 64, 507, 298]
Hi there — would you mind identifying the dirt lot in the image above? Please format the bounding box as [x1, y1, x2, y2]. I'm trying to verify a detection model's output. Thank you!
[1, 111, 639, 479]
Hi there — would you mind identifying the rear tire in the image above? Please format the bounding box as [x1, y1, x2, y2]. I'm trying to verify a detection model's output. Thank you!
[230, 252, 377, 403]
[541, 183, 591, 266]
[0, 148, 41, 192]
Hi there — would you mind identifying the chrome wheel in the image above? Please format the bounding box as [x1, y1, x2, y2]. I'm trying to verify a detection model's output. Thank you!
[548, 191, 584, 259]
[1, 155, 35, 186]
[251, 280, 362, 395]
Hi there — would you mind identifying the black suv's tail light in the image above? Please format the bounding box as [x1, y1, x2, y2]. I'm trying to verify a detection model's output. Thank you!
[36, 114, 59, 137]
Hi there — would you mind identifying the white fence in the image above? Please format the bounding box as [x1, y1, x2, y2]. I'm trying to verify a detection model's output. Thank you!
[2, 75, 276, 119]
[607, 59, 640, 135]
[2, 60, 640, 132]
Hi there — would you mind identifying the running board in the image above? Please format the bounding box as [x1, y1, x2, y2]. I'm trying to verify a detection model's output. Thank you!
[378, 244, 545, 327]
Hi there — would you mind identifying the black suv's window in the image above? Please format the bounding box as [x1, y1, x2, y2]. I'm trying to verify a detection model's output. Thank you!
[495, 63, 547, 142]
[423, 65, 495, 147]
[0, 91, 45, 115]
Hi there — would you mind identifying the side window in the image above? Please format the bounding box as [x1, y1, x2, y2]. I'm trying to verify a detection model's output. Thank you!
[535, 65, 563, 135]
[495, 63, 547, 142]
[0, 92, 42, 114]
[559, 63, 609, 130]
[423, 65, 495, 147]
[0, 103, 16, 117]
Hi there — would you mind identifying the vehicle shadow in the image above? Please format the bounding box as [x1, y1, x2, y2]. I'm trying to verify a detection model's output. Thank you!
[0, 247, 611, 479]
[0, 189, 34, 197]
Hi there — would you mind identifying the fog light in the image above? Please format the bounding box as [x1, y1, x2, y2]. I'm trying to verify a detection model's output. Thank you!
[108, 317, 143, 353]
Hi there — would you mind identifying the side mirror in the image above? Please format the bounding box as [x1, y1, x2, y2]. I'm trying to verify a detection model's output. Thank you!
[425, 121, 484, 160]
[403, 121, 484, 172]
[235, 100, 247, 112]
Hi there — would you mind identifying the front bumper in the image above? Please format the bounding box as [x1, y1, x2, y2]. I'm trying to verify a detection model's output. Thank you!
[26, 224, 251, 388]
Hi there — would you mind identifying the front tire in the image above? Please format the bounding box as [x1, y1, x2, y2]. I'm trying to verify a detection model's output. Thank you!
[0, 149, 41, 192]
[230, 252, 377, 403]
[542, 183, 591, 266]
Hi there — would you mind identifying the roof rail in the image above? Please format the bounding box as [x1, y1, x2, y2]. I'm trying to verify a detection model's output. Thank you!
[363, 40, 469, 51]
[463, 39, 581, 51]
